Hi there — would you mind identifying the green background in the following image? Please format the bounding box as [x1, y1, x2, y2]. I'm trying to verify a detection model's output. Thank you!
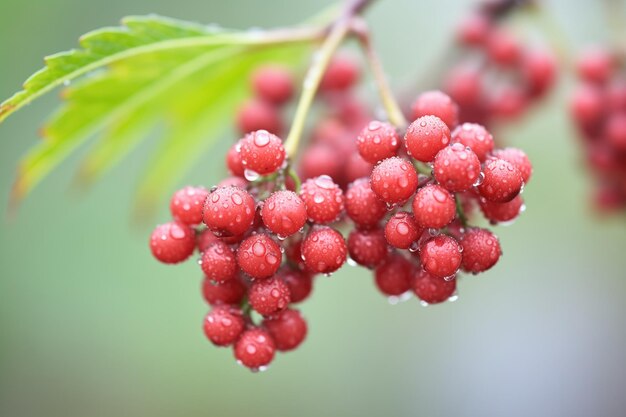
[1, 0, 626, 416]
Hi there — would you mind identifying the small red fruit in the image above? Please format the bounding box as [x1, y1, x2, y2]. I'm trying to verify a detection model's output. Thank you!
[433, 143, 481, 192]
[347, 228, 389, 268]
[477, 158, 524, 203]
[345, 178, 387, 229]
[299, 175, 344, 224]
[374, 254, 413, 296]
[237, 234, 282, 280]
[234, 328, 276, 369]
[249, 277, 291, 316]
[410, 90, 459, 129]
[278, 267, 313, 303]
[412, 184, 456, 229]
[301, 227, 347, 274]
[202, 276, 247, 306]
[419, 235, 462, 278]
[239, 130, 286, 175]
[200, 241, 238, 283]
[203, 186, 256, 237]
[261, 190, 307, 237]
[356, 120, 400, 164]
[460, 228, 502, 273]
[263, 308, 307, 352]
[405, 115, 452, 162]
[384, 211, 421, 249]
[203, 306, 245, 346]
[237, 99, 282, 135]
[451, 123, 494, 162]
[413, 270, 456, 304]
[149, 221, 196, 264]
[370, 157, 418, 204]
[251, 65, 294, 105]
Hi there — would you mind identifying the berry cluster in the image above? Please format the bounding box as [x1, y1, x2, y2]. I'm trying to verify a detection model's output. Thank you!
[438, 3, 557, 127]
[570, 46, 626, 211]
[149, 57, 532, 371]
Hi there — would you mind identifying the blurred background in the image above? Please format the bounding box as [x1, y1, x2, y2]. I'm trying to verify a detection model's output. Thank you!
[1, 0, 626, 416]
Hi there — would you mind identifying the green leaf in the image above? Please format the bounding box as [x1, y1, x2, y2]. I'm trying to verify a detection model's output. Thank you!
[2, 14, 315, 208]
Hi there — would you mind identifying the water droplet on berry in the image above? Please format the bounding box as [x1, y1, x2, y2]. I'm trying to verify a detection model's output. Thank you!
[244, 169, 260, 181]
[252, 241, 266, 256]
[169, 224, 187, 240]
[253, 130, 271, 147]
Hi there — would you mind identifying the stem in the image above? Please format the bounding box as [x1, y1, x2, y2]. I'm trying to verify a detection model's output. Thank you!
[287, 168, 302, 193]
[353, 19, 408, 129]
[284, 0, 376, 159]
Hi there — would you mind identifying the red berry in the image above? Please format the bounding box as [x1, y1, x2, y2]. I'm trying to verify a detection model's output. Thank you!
[299, 175, 344, 224]
[217, 176, 248, 188]
[237, 234, 282, 280]
[226, 141, 245, 177]
[370, 157, 418, 204]
[604, 113, 626, 151]
[301, 227, 347, 274]
[374, 254, 413, 296]
[433, 143, 481, 192]
[492, 147, 533, 184]
[606, 79, 626, 112]
[149, 221, 196, 264]
[444, 65, 482, 107]
[487, 28, 522, 66]
[203, 306, 245, 346]
[261, 190, 307, 237]
[419, 235, 462, 278]
[412, 184, 456, 229]
[569, 84, 605, 131]
[320, 56, 360, 92]
[480, 195, 524, 223]
[410, 91, 459, 129]
[263, 308, 307, 351]
[237, 99, 282, 134]
[451, 123, 494, 162]
[456, 13, 492, 46]
[239, 130, 286, 175]
[249, 277, 291, 316]
[251, 66, 294, 105]
[311, 118, 350, 145]
[347, 228, 388, 268]
[576, 47, 614, 84]
[278, 267, 313, 303]
[203, 186, 255, 237]
[196, 229, 220, 253]
[200, 241, 238, 283]
[298, 144, 345, 182]
[170, 186, 209, 226]
[356, 120, 400, 164]
[234, 328, 276, 369]
[460, 228, 502, 273]
[345, 178, 387, 228]
[202, 276, 247, 305]
[384, 211, 421, 249]
[413, 269, 456, 304]
[405, 116, 452, 162]
[522, 49, 558, 96]
[477, 158, 524, 203]
[487, 86, 528, 120]
[344, 153, 374, 184]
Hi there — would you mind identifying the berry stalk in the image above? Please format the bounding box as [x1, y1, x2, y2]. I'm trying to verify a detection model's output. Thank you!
[284, 0, 376, 158]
